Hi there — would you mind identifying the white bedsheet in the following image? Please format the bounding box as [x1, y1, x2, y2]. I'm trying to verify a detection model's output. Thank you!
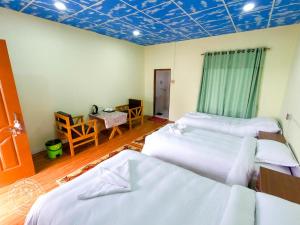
[256, 192, 300, 225]
[25, 150, 300, 225]
[177, 112, 280, 137]
[25, 150, 231, 225]
[142, 124, 256, 186]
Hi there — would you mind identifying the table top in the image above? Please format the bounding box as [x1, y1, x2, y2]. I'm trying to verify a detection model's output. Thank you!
[89, 111, 127, 119]
[89, 111, 127, 129]
[259, 167, 300, 204]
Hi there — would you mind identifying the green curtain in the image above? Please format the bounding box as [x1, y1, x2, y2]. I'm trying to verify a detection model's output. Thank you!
[197, 48, 266, 118]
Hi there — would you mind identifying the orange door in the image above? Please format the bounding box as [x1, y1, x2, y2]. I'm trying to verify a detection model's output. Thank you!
[0, 40, 35, 186]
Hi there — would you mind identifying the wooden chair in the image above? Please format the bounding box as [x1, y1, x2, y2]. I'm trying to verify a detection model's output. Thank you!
[54, 111, 98, 156]
[116, 99, 144, 130]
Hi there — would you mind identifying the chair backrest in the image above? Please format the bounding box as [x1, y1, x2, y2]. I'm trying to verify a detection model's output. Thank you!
[55, 111, 74, 135]
[56, 111, 74, 125]
[127, 99, 143, 120]
[129, 99, 142, 109]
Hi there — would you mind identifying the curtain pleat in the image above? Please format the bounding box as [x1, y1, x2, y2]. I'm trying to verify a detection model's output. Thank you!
[197, 48, 266, 118]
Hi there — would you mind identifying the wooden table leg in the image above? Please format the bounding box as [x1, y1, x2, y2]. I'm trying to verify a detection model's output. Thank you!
[109, 126, 123, 140]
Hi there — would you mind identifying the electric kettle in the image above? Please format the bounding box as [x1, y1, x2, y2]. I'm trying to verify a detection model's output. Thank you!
[91, 105, 98, 115]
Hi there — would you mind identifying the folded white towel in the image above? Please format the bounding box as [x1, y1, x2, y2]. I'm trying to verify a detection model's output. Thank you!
[168, 123, 186, 135]
[78, 160, 131, 200]
[169, 128, 182, 135]
[169, 125, 182, 135]
[176, 123, 187, 130]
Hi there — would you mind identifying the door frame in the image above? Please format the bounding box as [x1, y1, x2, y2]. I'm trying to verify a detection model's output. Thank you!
[153, 69, 171, 117]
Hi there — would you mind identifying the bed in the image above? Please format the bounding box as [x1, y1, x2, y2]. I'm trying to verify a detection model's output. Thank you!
[25, 150, 300, 225]
[142, 124, 298, 186]
[176, 112, 281, 137]
[142, 124, 256, 186]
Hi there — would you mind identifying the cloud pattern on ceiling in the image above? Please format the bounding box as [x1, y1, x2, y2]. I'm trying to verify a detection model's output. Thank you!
[0, 0, 299, 45]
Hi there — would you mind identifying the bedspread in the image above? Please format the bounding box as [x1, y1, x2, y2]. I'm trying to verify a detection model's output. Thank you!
[25, 150, 300, 225]
[142, 124, 257, 186]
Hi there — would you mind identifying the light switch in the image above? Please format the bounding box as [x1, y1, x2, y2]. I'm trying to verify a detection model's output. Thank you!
[286, 113, 292, 120]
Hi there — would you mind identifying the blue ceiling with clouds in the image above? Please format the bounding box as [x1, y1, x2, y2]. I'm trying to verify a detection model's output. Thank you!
[0, 0, 299, 45]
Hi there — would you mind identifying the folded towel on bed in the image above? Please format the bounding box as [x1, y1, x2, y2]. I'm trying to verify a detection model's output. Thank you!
[78, 161, 131, 200]
[168, 123, 186, 135]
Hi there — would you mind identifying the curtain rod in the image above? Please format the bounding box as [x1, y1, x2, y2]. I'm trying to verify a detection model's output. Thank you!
[201, 48, 270, 55]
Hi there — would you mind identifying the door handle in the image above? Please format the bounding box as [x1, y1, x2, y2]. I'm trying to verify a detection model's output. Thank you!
[0, 113, 23, 136]
[10, 112, 23, 136]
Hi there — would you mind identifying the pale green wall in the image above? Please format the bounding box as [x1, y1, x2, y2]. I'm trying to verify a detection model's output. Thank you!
[0, 8, 144, 154]
[280, 34, 300, 160]
[144, 25, 300, 121]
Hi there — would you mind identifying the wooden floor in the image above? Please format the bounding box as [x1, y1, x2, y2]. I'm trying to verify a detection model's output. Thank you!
[0, 117, 167, 225]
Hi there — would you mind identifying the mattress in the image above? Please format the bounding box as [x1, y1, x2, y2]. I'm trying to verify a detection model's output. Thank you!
[142, 124, 257, 186]
[176, 112, 280, 137]
[25, 150, 300, 225]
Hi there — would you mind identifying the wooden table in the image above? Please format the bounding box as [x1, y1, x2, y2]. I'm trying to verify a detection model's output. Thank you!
[258, 167, 300, 204]
[89, 111, 127, 140]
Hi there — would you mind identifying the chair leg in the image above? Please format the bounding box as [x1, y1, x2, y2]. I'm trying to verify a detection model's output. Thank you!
[141, 116, 144, 125]
[129, 120, 132, 130]
[95, 134, 98, 146]
[69, 141, 75, 157]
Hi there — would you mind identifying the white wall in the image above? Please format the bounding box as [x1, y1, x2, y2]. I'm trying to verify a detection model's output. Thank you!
[0, 8, 144, 154]
[144, 25, 300, 121]
[280, 34, 300, 159]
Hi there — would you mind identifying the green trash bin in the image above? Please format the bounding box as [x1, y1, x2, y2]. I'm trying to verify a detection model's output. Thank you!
[45, 139, 62, 159]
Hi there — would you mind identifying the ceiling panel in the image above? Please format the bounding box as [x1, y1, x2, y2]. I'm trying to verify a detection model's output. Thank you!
[202, 19, 233, 31]
[0, 0, 299, 45]
[174, 0, 223, 14]
[163, 15, 197, 29]
[122, 12, 156, 30]
[142, 1, 186, 22]
[91, 0, 136, 18]
[210, 26, 236, 36]
[122, 0, 166, 10]
[226, 0, 272, 15]
[270, 3, 300, 27]
[0, 0, 31, 11]
[62, 16, 96, 29]
[191, 6, 231, 24]
[69, 9, 110, 24]
[232, 9, 270, 28]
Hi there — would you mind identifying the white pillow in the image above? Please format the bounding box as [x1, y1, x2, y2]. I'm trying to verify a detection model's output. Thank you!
[247, 117, 280, 133]
[255, 140, 299, 167]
